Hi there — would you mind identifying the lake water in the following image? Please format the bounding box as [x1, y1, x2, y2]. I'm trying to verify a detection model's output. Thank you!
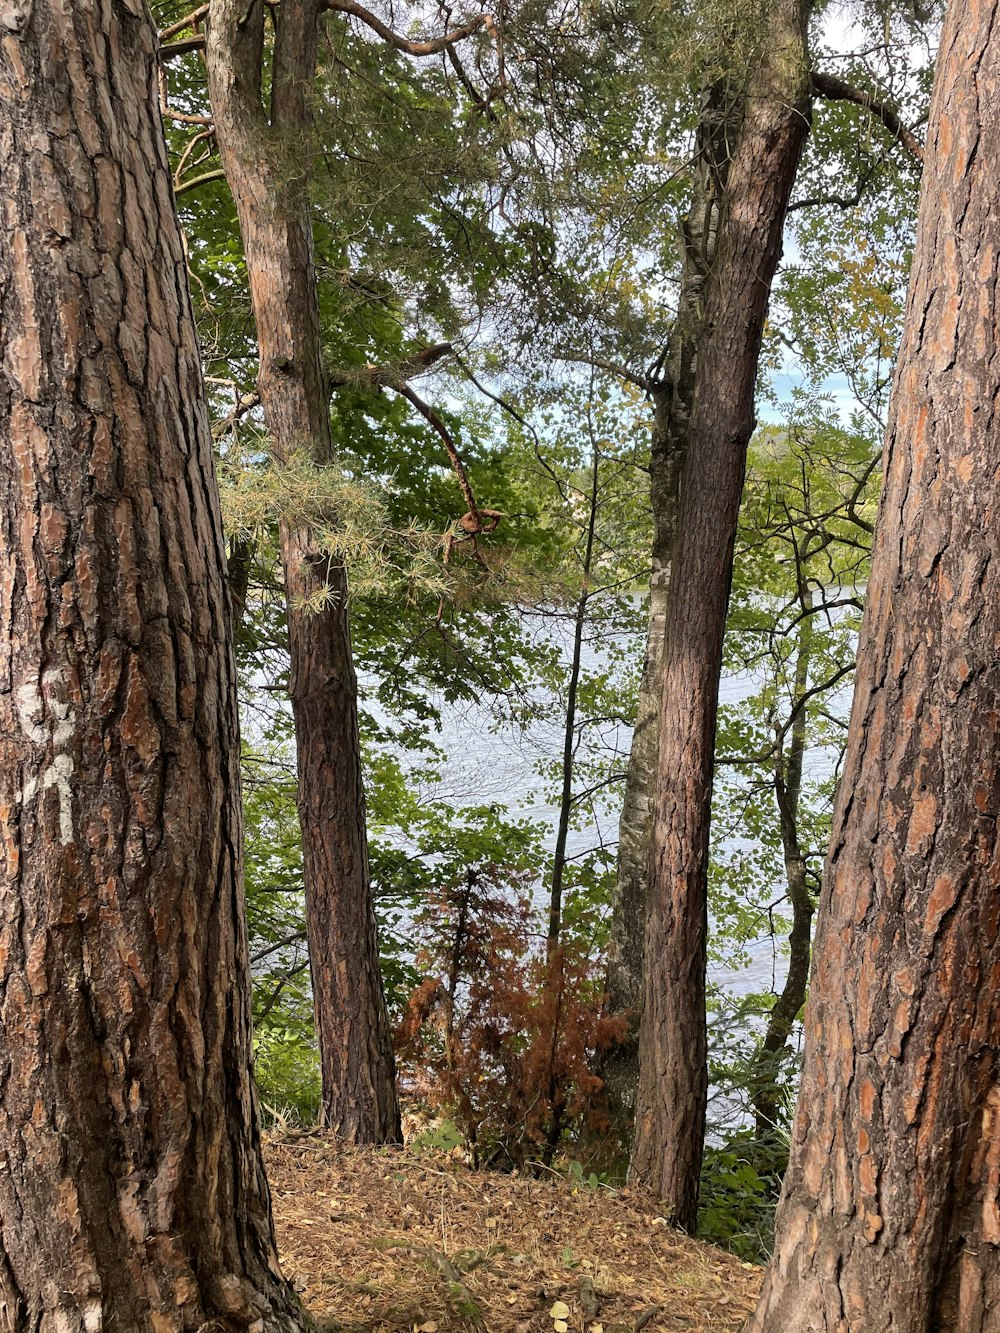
[413, 609, 849, 1004]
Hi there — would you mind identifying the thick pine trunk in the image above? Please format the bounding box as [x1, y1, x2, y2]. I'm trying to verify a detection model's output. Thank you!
[0, 2, 307, 1327]
[752, 5, 1000, 1328]
[629, 0, 811, 1231]
[207, 0, 401, 1142]
[602, 85, 741, 1155]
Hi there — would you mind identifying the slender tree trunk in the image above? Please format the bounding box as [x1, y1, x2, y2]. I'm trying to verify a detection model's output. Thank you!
[207, 0, 401, 1142]
[751, 592, 814, 1144]
[0, 3, 307, 1326]
[629, 0, 811, 1231]
[601, 84, 742, 1155]
[548, 441, 601, 956]
[752, 6, 1000, 1327]
[542, 439, 601, 1160]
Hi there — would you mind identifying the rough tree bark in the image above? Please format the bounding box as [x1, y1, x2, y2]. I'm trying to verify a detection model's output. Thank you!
[207, 0, 401, 1142]
[751, 5, 1000, 1327]
[601, 84, 741, 1156]
[0, 2, 307, 1327]
[629, 0, 811, 1231]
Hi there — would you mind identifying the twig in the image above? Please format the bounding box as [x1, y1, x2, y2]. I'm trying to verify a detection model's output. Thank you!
[174, 168, 227, 198]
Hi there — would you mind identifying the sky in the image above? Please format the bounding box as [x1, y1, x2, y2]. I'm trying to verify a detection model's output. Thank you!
[760, 3, 931, 427]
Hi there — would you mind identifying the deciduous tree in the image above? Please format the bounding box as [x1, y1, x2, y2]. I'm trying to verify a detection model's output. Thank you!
[602, 81, 741, 1155]
[629, 0, 812, 1230]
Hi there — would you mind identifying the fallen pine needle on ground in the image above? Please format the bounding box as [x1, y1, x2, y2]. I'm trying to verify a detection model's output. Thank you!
[264, 1133, 762, 1332]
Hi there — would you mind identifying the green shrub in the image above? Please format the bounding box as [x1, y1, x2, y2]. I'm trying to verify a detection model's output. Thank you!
[698, 1139, 783, 1263]
[253, 1026, 322, 1127]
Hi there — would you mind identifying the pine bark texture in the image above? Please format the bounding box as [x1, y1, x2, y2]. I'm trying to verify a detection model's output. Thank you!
[207, 0, 401, 1142]
[752, 5, 1000, 1328]
[629, 0, 811, 1231]
[601, 86, 741, 1153]
[0, 2, 307, 1327]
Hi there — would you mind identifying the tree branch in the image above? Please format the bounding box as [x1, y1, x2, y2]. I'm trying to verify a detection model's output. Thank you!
[328, 341, 454, 388]
[789, 184, 866, 214]
[158, 3, 209, 42]
[251, 931, 309, 965]
[812, 70, 925, 165]
[554, 349, 654, 393]
[159, 35, 206, 58]
[395, 382, 481, 527]
[174, 168, 227, 197]
[162, 108, 214, 126]
[323, 0, 487, 56]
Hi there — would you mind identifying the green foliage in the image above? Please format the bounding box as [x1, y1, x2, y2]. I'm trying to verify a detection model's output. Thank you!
[241, 748, 321, 1124]
[700, 419, 874, 1206]
[698, 1140, 784, 1262]
[408, 1119, 466, 1156]
[254, 1026, 323, 1128]
[564, 1159, 612, 1191]
[158, 0, 940, 1269]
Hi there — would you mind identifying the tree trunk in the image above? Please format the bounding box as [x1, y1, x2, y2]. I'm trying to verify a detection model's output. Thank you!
[752, 5, 1000, 1327]
[206, 0, 401, 1142]
[228, 535, 255, 632]
[0, 3, 307, 1327]
[548, 441, 601, 958]
[629, 0, 811, 1231]
[601, 83, 741, 1157]
[281, 526, 400, 1139]
[750, 592, 814, 1145]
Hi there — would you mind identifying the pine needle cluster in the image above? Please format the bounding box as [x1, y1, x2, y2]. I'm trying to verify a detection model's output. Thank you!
[219, 447, 448, 601]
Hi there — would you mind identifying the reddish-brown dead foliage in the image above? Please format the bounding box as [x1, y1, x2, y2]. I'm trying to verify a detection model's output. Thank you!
[395, 870, 626, 1167]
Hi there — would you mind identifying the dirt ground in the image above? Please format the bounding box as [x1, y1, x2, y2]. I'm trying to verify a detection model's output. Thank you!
[264, 1134, 763, 1333]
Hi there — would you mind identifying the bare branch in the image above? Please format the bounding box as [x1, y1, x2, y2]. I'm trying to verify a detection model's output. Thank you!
[395, 382, 480, 527]
[812, 70, 925, 165]
[251, 931, 309, 965]
[554, 349, 654, 392]
[159, 35, 206, 58]
[209, 382, 262, 440]
[323, 0, 487, 56]
[446, 44, 494, 115]
[162, 108, 214, 126]
[158, 3, 209, 41]
[789, 184, 866, 213]
[174, 168, 227, 197]
[328, 341, 454, 388]
[173, 126, 216, 188]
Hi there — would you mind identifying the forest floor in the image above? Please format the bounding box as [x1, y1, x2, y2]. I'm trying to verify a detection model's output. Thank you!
[264, 1133, 762, 1333]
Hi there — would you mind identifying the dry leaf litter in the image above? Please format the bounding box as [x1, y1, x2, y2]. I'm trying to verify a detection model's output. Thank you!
[264, 1133, 762, 1333]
